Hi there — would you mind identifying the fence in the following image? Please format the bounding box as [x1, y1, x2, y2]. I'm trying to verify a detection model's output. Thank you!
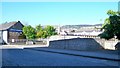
[8, 39, 48, 45]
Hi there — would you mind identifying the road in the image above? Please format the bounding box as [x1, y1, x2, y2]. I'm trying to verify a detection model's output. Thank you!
[2, 48, 119, 66]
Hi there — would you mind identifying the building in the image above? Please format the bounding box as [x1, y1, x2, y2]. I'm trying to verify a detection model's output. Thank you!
[0, 21, 24, 44]
[70, 31, 102, 36]
[57, 24, 103, 37]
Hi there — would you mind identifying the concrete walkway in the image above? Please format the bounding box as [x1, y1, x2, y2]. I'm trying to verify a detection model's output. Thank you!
[0, 45, 47, 49]
[26, 47, 120, 61]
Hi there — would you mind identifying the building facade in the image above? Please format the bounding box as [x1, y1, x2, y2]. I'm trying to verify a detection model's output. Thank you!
[0, 21, 24, 44]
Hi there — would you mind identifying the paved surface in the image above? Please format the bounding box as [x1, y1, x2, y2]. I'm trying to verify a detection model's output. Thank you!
[2, 48, 119, 66]
[1, 45, 120, 60]
[0, 45, 47, 49]
[27, 47, 120, 61]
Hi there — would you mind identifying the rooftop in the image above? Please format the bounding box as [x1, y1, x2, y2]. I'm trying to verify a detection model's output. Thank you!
[0, 21, 21, 31]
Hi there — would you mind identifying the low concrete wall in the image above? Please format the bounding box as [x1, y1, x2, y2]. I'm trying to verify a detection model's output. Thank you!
[48, 38, 119, 50]
[96, 39, 118, 50]
[104, 41, 118, 50]
[48, 38, 104, 51]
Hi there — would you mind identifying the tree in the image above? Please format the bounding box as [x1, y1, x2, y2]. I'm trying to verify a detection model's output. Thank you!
[36, 31, 43, 38]
[44, 25, 57, 37]
[35, 24, 43, 38]
[22, 25, 36, 40]
[35, 25, 57, 38]
[98, 10, 120, 40]
[36, 24, 42, 32]
[42, 31, 48, 38]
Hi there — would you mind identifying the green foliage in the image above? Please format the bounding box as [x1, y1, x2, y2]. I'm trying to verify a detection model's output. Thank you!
[99, 10, 120, 40]
[42, 31, 48, 38]
[98, 31, 114, 40]
[44, 25, 57, 37]
[35, 24, 43, 38]
[35, 25, 57, 39]
[107, 10, 117, 16]
[36, 30, 44, 38]
[22, 25, 36, 39]
[22, 24, 57, 39]
[36, 24, 42, 32]
[101, 18, 110, 29]
[118, 11, 120, 15]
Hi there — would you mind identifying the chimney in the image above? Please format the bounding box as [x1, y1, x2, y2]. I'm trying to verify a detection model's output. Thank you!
[18, 21, 21, 23]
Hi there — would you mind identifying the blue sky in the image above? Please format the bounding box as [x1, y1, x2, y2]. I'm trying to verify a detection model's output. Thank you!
[1, 2, 119, 27]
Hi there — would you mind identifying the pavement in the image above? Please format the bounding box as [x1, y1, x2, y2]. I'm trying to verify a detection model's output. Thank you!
[26, 47, 120, 61]
[3, 49, 119, 66]
[0, 45, 47, 49]
[1, 45, 120, 61]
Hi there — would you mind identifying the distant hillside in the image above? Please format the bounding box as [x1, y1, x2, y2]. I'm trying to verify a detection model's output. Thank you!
[61, 24, 102, 29]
